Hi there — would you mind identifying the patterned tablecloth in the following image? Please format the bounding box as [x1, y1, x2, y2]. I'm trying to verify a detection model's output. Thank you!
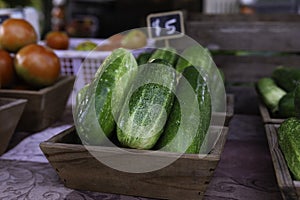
[0, 86, 283, 200]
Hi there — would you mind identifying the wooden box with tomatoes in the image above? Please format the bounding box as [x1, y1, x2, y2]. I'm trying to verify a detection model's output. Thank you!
[0, 18, 76, 132]
[0, 76, 75, 132]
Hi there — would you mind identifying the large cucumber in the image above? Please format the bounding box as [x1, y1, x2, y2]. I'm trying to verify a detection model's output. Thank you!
[75, 48, 138, 145]
[278, 117, 300, 180]
[278, 92, 295, 118]
[155, 66, 211, 154]
[116, 49, 177, 150]
[272, 66, 300, 92]
[295, 85, 300, 118]
[257, 77, 286, 113]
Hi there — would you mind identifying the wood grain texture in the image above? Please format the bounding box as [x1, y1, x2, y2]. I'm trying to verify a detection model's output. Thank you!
[0, 76, 75, 132]
[258, 101, 284, 124]
[264, 124, 299, 200]
[214, 55, 300, 83]
[186, 16, 300, 52]
[0, 98, 27, 155]
[40, 126, 229, 200]
[188, 13, 300, 22]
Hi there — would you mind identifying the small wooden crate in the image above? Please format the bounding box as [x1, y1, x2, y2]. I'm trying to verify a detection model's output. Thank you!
[264, 124, 300, 200]
[0, 76, 75, 132]
[0, 98, 27, 155]
[40, 126, 228, 200]
[258, 101, 285, 124]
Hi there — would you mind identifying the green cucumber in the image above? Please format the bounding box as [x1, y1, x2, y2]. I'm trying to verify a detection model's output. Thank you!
[272, 66, 300, 92]
[278, 92, 295, 118]
[295, 85, 300, 118]
[257, 77, 287, 113]
[155, 66, 211, 154]
[116, 51, 177, 149]
[136, 52, 152, 65]
[278, 117, 300, 180]
[148, 48, 178, 67]
[75, 48, 138, 145]
[175, 46, 212, 73]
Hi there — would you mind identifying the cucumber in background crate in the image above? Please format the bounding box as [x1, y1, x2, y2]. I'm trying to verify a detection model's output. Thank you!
[75, 48, 138, 145]
[155, 66, 211, 154]
[278, 117, 300, 181]
[272, 66, 300, 92]
[116, 48, 178, 150]
[278, 92, 295, 118]
[295, 84, 300, 118]
[257, 77, 286, 113]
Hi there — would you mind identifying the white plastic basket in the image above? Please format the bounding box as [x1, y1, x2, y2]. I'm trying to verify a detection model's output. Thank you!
[54, 38, 154, 84]
[52, 38, 155, 105]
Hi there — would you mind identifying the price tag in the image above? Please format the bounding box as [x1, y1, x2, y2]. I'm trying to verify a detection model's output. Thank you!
[0, 14, 10, 24]
[147, 10, 185, 40]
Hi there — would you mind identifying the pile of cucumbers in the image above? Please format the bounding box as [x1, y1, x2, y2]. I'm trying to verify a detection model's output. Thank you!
[257, 66, 300, 118]
[75, 47, 216, 154]
[257, 66, 300, 181]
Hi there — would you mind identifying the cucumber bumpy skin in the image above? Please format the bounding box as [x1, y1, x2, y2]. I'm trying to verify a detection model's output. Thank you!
[155, 66, 211, 154]
[75, 48, 138, 145]
[116, 64, 176, 150]
[278, 117, 300, 180]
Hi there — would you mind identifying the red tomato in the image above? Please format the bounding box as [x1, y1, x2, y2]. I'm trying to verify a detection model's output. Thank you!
[14, 44, 61, 88]
[45, 31, 69, 50]
[0, 18, 37, 53]
[0, 49, 15, 88]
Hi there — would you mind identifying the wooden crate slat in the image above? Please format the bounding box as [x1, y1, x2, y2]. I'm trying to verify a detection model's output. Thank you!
[186, 20, 300, 52]
[264, 124, 299, 200]
[0, 76, 75, 132]
[213, 55, 300, 83]
[258, 101, 285, 124]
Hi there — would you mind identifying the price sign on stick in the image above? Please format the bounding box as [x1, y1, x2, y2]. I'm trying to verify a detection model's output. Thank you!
[147, 10, 185, 45]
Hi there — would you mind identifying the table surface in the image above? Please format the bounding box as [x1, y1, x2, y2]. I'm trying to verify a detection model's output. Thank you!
[0, 86, 283, 200]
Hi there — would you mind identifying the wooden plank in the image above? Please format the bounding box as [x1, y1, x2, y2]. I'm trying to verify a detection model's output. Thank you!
[264, 124, 299, 200]
[187, 13, 300, 22]
[186, 20, 300, 52]
[40, 126, 229, 200]
[294, 181, 300, 198]
[213, 55, 300, 83]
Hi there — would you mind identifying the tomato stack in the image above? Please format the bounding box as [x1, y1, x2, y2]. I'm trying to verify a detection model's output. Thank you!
[0, 18, 62, 89]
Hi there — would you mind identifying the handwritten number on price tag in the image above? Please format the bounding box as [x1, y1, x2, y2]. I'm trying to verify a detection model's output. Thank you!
[165, 18, 177, 35]
[152, 18, 161, 37]
[147, 11, 184, 40]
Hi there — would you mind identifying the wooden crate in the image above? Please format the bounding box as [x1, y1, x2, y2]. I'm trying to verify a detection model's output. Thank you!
[258, 100, 285, 124]
[264, 124, 300, 200]
[0, 98, 27, 155]
[186, 14, 300, 84]
[40, 126, 228, 200]
[0, 76, 75, 132]
[218, 93, 234, 126]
